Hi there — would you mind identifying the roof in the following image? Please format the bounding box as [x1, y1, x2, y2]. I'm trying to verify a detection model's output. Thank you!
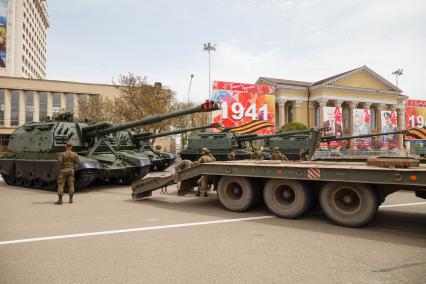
[257, 65, 402, 93]
[257, 77, 312, 88]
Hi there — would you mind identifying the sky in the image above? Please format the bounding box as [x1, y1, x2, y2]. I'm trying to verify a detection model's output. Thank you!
[47, 0, 426, 101]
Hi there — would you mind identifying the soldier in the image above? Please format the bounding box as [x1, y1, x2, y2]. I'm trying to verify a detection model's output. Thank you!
[175, 159, 194, 195]
[55, 143, 79, 205]
[271, 147, 288, 161]
[196, 148, 214, 197]
[227, 149, 236, 161]
[299, 148, 308, 161]
[251, 148, 263, 160]
[202, 147, 216, 161]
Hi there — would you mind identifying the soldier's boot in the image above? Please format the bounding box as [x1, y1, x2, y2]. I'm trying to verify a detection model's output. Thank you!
[177, 190, 186, 196]
[54, 195, 63, 205]
[195, 191, 200, 197]
[201, 191, 208, 197]
[69, 195, 73, 204]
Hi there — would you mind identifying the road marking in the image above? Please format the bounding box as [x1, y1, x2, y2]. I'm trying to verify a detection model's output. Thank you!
[0, 215, 275, 246]
[380, 201, 426, 208]
[1, 201, 425, 246]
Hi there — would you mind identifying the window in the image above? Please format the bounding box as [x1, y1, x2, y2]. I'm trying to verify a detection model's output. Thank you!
[53, 92, 61, 114]
[66, 94, 74, 112]
[370, 108, 377, 129]
[287, 104, 293, 123]
[11, 90, 20, 126]
[0, 89, 4, 126]
[343, 107, 350, 129]
[39, 92, 48, 121]
[0, 134, 10, 148]
[25, 91, 34, 122]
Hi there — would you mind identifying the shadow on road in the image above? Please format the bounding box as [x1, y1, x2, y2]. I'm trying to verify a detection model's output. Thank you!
[130, 192, 426, 248]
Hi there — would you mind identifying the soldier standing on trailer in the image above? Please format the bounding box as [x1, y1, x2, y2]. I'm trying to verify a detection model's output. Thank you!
[271, 147, 288, 161]
[55, 143, 79, 205]
[196, 148, 215, 197]
[251, 148, 263, 160]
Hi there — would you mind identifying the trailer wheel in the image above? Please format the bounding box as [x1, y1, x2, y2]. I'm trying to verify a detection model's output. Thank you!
[263, 179, 312, 219]
[217, 176, 255, 212]
[319, 182, 378, 228]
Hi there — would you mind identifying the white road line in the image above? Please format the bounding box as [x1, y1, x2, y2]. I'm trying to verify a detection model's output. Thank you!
[0, 215, 275, 246]
[1, 201, 425, 246]
[379, 201, 426, 208]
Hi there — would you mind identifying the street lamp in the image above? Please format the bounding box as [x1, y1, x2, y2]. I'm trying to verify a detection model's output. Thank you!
[203, 42, 216, 100]
[187, 74, 194, 103]
[392, 68, 403, 87]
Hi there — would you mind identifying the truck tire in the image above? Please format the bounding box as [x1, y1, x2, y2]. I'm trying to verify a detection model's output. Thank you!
[217, 176, 255, 212]
[263, 179, 312, 219]
[319, 182, 378, 228]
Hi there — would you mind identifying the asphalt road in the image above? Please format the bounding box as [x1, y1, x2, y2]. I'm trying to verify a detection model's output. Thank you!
[0, 170, 425, 284]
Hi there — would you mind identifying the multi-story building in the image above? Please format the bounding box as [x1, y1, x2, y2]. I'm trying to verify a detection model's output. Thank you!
[0, 76, 120, 149]
[0, 0, 49, 79]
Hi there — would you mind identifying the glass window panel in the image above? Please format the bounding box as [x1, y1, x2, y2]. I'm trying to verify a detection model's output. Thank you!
[53, 92, 61, 114]
[66, 94, 74, 112]
[343, 108, 350, 129]
[0, 89, 4, 126]
[11, 90, 20, 126]
[39, 92, 48, 121]
[25, 91, 34, 122]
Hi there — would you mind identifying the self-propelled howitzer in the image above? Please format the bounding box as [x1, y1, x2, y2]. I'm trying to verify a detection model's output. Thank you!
[0, 101, 219, 190]
[179, 129, 313, 161]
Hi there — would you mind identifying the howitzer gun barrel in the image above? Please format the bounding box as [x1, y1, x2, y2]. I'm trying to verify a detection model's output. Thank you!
[134, 123, 221, 140]
[84, 100, 219, 138]
[322, 130, 407, 142]
[238, 129, 313, 142]
[81, 122, 113, 133]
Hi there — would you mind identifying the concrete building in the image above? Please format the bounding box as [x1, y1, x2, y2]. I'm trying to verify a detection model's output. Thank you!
[257, 65, 406, 150]
[0, 0, 49, 79]
[0, 76, 120, 148]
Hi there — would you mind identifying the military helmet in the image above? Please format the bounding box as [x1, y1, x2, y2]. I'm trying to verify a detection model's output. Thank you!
[202, 147, 210, 154]
[273, 147, 279, 151]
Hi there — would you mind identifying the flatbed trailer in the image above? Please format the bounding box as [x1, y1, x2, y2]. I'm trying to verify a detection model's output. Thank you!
[132, 159, 426, 227]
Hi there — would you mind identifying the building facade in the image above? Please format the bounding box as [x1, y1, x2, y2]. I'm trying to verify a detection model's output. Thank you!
[257, 66, 406, 150]
[0, 76, 120, 148]
[0, 0, 49, 79]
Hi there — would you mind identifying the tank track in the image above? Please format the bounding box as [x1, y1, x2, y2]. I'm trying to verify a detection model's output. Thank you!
[1, 169, 98, 192]
[75, 169, 99, 191]
[121, 166, 150, 185]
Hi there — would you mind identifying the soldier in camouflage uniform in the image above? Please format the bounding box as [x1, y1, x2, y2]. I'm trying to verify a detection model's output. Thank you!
[299, 148, 308, 161]
[55, 143, 79, 205]
[175, 159, 194, 195]
[196, 148, 215, 197]
[271, 147, 288, 161]
[251, 148, 263, 160]
[227, 149, 236, 161]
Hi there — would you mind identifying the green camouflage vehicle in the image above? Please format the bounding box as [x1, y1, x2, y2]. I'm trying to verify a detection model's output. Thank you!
[0, 101, 219, 190]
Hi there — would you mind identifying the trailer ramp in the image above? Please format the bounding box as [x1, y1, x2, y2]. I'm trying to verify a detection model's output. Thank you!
[132, 174, 177, 199]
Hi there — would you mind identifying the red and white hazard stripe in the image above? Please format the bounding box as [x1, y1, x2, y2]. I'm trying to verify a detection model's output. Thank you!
[307, 168, 321, 179]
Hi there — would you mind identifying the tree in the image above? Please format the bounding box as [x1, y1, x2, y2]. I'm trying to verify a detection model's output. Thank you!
[76, 95, 114, 123]
[112, 73, 177, 134]
[281, 122, 308, 132]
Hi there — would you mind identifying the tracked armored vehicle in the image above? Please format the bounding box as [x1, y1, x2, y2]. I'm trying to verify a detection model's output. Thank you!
[179, 130, 310, 161]
[0, 101, 218, 190]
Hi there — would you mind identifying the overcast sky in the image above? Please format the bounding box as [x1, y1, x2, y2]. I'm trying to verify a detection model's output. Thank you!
[47, 0, 426, 101]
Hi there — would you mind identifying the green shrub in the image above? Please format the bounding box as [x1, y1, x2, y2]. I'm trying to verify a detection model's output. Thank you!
[281, 122, 308, 132]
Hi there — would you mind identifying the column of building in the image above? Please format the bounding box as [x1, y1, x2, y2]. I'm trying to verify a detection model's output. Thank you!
[276, 96, 286, 128]
[33, 91, 40, 122]
[4, 89, 11, 127]
[18, 90, 26, 125]
[348, 101, 359, 149]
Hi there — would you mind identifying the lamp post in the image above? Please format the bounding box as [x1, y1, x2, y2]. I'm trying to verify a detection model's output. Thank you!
[392, 68, 403, 87]
[203, 42, 216, 100]
[187, 74, 194, 103]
